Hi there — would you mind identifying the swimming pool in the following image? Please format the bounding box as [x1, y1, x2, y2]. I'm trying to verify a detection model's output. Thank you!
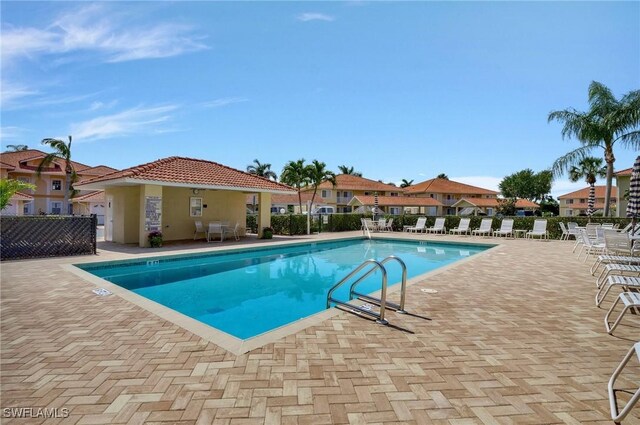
[79, 238, 490, 339]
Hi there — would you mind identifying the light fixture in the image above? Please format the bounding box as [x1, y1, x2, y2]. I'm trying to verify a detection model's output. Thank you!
[192, 188, 200, 195]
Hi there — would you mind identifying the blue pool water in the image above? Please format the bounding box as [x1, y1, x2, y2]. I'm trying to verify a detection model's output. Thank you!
[79, 238, 489, 339]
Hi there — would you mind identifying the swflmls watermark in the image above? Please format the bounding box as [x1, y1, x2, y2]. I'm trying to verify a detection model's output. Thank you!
[3, 407, 70, 418]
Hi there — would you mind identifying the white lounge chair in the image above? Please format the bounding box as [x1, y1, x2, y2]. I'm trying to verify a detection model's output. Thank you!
[591, 255, 640, 276]
[471, 218, 493, 237]
[595, 264, 640, 289]
[449, 218, 471, 235]
[207, 222, 223, 242]
[526, 219, 548, 240]
[426, 217, 446, 234]
[596, 276, 640, 307]
[194, 220, 206, 240]
[608, 342, 640, 422]
[605, 292, 640, 334]
[406, 217, 427, 233]
[493, 219, 514, 238]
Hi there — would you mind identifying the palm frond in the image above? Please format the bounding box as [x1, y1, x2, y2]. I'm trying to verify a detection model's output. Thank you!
[35, 153, 59, 176]
[618, 130, 640, 150]
[589, 81, 618, 115]
[550, 146, 593, 178]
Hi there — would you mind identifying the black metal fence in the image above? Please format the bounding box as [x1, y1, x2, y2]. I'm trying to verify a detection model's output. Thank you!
[0, 215, 97, 261]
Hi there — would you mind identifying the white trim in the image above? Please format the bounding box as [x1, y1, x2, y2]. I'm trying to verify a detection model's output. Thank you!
[75, 177, 296, 195]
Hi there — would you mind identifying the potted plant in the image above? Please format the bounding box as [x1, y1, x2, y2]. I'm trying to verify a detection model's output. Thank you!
[261, 227, 273, 239]
[148, 230, 163, 247]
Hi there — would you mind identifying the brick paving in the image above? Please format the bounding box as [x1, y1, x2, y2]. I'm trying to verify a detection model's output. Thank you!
[1, 233, 639, 424]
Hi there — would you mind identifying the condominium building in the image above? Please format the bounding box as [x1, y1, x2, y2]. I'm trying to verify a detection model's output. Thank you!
[557, 186, 618, 217]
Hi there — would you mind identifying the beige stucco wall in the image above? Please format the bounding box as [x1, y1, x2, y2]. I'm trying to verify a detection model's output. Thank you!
[161, 187, 247, 242]
[616, 176, 630, 218]
[105, 186, 140, 244]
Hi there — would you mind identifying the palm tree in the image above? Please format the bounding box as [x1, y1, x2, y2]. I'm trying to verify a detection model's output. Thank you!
[549, 81, 640, 216]
[568, 157, 606, 218]
[400, 179, 413, 188]
[306, 160, 337, 215]
[0, 179, 36, 210]
[37, 136, 74, 215]
[5, 144, 29, 152]
[337, 165, 362, 177]
[280, 159, 310, 213]
[437, 173, 449, 180]
[247, 159, 277, 181]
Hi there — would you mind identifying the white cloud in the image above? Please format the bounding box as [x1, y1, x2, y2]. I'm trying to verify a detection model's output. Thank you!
[89, 100, 118, 111]
[296, 13, 335, 22]
[201, 97, 248, 108]
[0, 80, 38, 106]
[70, 104, 179, 141]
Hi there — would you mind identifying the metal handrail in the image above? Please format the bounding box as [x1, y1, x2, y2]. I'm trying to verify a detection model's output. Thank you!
[349, 255, 408, 314]
[326, 259, 388, 324]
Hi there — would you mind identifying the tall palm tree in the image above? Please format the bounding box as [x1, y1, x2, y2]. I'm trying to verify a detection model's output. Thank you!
[306, 160, 337, 215]
[337, 165, 362, 177]
[437, 173, 449, 180]
[37, 136, 74, 215]
[549, 81, 640, 216]
[568, 157, 606, 217]
[280, 159, 309, 213]
[5, 144, 29, 152]
[400, 179, 413, 188]
[246, 159, 277, 181]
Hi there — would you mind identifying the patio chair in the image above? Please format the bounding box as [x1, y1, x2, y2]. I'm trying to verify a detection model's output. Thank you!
[224, 222, 241, 241]
[559, 222, 569, 240]
[194, 220, 206, 240]
[526, 219, 548, 240]
[493, 219, 514, 238]
[567, 222, 580, 240]
[577, 229, 605, 262]
[406, 217, 427, 233]
[596, 276, 640, 307]
[607, 342, 640, 422]
[377, 218, 387, 231]
[383, 218, 394, 232]
[362, 218, 376, 233]
[207, 222, 223, 242]
[449, 218, 471, 236]
[595, 264, 640, 289]
[471, 218, 493, 237]
[591, 255, 640, 276]
[604, 229, 633, 256]
[426, 217, 446, 234]
[604, 291, 640, 334]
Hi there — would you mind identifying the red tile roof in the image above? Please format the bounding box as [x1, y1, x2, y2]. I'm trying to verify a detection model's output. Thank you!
[0, 149, 91, 172]
[350, 195, 442, 207]
[615, 167, 632, 177]
[0, 161, 15, 170]
[81, 165, 119, 176]
[71, 191, 105, 203]
[307, 174, 402, 192]
[453, 197, 539, 208]
[9, 192, 34, 201]
[557, 186, 618, 199]
[77, 156, 296, 193]
[405, 178, 498, 195]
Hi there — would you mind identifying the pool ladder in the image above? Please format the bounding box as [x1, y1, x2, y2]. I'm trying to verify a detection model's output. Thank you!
[326, 255, 408, 325]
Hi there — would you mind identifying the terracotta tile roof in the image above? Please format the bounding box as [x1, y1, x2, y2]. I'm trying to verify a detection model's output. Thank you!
[0, 160, 15, 169]
[9, 192, 34, 201]
[306, 174, 403, 192]
[453, 197, 539, 208]
[557, 186, 618, 199]
[615, 167, 632, 177]
[405, 178, 498, 196]
[349, 195, 443, 207]
[0, 149, 91, 172]
[71, 191, 105, 203]
[81, 165, 119, 176]
[76, 156, 296, 193]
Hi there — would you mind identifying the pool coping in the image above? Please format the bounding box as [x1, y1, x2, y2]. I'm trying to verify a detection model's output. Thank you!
[64, 234, 500, 355]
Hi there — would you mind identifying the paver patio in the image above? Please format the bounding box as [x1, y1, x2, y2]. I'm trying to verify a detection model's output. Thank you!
[1, 232, 638, 424]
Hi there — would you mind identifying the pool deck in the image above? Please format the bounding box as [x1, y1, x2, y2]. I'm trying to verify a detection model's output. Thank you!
[1, 232, 639, 424]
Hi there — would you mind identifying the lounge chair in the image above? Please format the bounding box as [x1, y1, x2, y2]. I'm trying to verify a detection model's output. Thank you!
[471, 218, 493, 237]
[426, 217, 446, 234]
[493, 219, 514, 238]
[604, 291, 640, 334]
[595, 264, 640, 289]
[449, 218, 471, 235]
[224, 222, 241, 241]
[591, 255, 640, 276]
[596, 276, 640, 307]
[406, 217, 427, 233]
[207, 222, 223, 242]
[607, 342, 640, 422]
[526, 219, 548, 240]
[194, 220, 206, 240]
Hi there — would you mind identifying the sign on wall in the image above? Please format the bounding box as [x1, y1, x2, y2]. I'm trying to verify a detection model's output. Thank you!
[145, 196, 162, 231]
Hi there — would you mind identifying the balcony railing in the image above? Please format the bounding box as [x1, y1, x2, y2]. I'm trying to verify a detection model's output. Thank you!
[336, 196, 353, 204]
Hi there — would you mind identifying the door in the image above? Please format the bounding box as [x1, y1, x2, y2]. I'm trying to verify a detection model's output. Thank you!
[105, 196, 113, 241]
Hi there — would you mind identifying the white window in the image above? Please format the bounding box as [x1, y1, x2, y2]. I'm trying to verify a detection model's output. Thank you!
[321, 189, 332, 198]
[190, 197, 203, 217]
[50, 201, 62, 215]
[52, 180, 62, 191]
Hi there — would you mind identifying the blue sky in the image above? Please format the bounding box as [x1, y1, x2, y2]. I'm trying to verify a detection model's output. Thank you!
[1, 1, 638, 199]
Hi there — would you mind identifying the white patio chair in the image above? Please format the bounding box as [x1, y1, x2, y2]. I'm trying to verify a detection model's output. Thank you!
[426, 217, 446, 234]
[566, 222, 580, 240]
[596, 276, 640, 307]
[194, 220, 206, 240]
[207, 222, 223, 242]
[224, 222, 241, 241]
[406, 217, 427, 233]
[377, 218, 387, 231]
[605, 292, 640, 334]
[559, 222, 570, 240]
[493, 219, 514, 238]
[526, 219, 548, 240]
[362, 218, 376, 233]
[471, 218, 493, 237]
[577, 229, 605, 262]
[383, 218, 394, 232]
[591, 255, 640, 276]
[608, 342, 640, 422]
[449, 218, 471, 236]
[595, 264, 640, 288]
[604, 229, 633, 256]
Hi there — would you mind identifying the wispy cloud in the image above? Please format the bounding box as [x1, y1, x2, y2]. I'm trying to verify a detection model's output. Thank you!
[200, 97, 248, 108]
[296, 13, 335, 22]
[70, 104, 179, 141]
[89, 100, 118, 111]
[1, 4, 208, 67]
[0, 80, 38, 106]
